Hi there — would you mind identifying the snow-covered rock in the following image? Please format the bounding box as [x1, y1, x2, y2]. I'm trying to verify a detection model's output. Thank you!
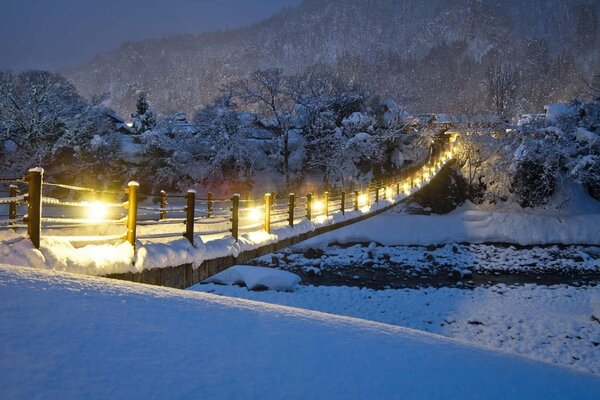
[205, 265, 301, 291]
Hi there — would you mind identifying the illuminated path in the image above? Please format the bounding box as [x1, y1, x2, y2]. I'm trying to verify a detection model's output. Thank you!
[106, 157, 455, 289]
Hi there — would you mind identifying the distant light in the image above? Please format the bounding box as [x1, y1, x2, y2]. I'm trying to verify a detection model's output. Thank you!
[87, 202, 109, 221]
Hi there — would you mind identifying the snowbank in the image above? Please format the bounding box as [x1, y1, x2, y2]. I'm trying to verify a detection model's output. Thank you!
[205, 265, 301, 291]
[1, 264, 599, 399]
[193, 281, 600, 376]
[299, 189, 600, 248]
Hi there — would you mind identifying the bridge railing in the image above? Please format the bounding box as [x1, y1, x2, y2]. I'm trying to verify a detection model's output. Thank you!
[0, 143, 455, 250]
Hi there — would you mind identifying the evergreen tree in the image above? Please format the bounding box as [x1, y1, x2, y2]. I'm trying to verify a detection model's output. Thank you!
[131, 92, 156, 133]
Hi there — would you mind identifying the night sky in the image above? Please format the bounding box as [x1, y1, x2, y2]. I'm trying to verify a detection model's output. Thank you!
[0, 0, 301, 71]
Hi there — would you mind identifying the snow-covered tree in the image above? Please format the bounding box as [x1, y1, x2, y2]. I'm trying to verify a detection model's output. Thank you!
[131, 92, 156, 134]
[0, 70, 87, 163]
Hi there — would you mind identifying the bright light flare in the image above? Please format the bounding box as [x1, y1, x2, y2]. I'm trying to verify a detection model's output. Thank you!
[403, 182, 410, 195]
[313, 200, 325, 213]
[357, 194, 368, 207]
[385, 187, 393, 199]
[247, 207, 263, 222]
[86, 202, 109, 221]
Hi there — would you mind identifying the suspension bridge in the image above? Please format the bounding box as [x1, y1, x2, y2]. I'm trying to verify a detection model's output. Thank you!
[0, 142, 455, 289]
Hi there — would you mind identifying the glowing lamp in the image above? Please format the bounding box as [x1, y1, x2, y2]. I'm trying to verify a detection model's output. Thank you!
[87, 202, 109, 221]
[403, 182, 410, 195]
[247, 207, 263, 222]
[357, 193, 368, 207]
[313, 200, 325, 213]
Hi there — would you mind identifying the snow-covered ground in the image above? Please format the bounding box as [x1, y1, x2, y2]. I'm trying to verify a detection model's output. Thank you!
[298, 184, 600, 248]
[193, 280, 600, 376]
[1, 264, 600, 399]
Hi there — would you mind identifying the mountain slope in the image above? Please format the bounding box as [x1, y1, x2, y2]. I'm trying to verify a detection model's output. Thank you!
[64, 0, 600, 116]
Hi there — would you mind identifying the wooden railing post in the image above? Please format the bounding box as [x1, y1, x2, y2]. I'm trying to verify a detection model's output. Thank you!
[375, 187, 380, 204]
[264, 193, 271, 233]
[184, 190, 195, 244]
[341, 191, 346, 215]
[396, 182, 400, 198]
[207, 192, 214, 218]
[288, 193, 295, 227]
[324, 191, 329, 217]
[231, 194, 239, 241]
[306, 193, 312, 220]
[9, 185, 19, 223]
[26, 168, 43, 249]
[354, 190, 359, 211]
[160, 190, 167, 220]
[126, 181, 139, 246]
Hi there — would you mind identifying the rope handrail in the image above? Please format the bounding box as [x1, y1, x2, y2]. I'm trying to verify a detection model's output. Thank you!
[138, 205, 186, 212]
[44, 181, 122, 195]
[41, 217, 126, 225]
[0, 194, 27, 204]
[0, 178, 25, 184]
[194, 218, 230, 225]
[41, 197, 125, 208]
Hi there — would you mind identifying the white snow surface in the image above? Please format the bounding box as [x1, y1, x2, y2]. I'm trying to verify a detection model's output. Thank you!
[299, 186, 600, 248]
[194, 281, 600, 376]
[1, 264, 600, 400]
[206, 265, 301, 291]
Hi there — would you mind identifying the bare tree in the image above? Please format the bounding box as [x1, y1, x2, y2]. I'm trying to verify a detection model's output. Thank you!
[236, 69, 295, 189]
[485, 63, 518, 119]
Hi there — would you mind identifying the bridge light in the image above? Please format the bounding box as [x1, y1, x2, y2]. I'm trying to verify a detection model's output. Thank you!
[385, 187, 393, 199]
[357, 193, 368, 207]
[247, 207, 263, 222]
[313, 200, 325, 214]
[86, 202, 109, 222]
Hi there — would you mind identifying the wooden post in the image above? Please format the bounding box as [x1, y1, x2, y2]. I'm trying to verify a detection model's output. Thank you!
[324, 191, 329, 217]
[26, 168, 43, 249]
[354, 190, 359, 211]
[9, 185, 19, 222]
[184, 190, 195, 244]
[126, 181, 139, 246]
[306, 193, 312, 220]
[160, 190, 167, 220]
[396, 182, 400, 198]
[207, 192, 214, 218]
[264, 193, 271, 233]
[288, 193, 295, 227]
[375, 187, 380, 204]
[341, 191, 346, 215]
[231, 194, 239, 241]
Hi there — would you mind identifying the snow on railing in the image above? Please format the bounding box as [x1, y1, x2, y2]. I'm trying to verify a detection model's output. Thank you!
[1, 143, 455, 252]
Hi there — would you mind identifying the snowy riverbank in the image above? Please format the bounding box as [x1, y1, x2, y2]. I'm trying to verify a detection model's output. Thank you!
[192, 279, 600, 376]
[1, 264, 600, 399]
